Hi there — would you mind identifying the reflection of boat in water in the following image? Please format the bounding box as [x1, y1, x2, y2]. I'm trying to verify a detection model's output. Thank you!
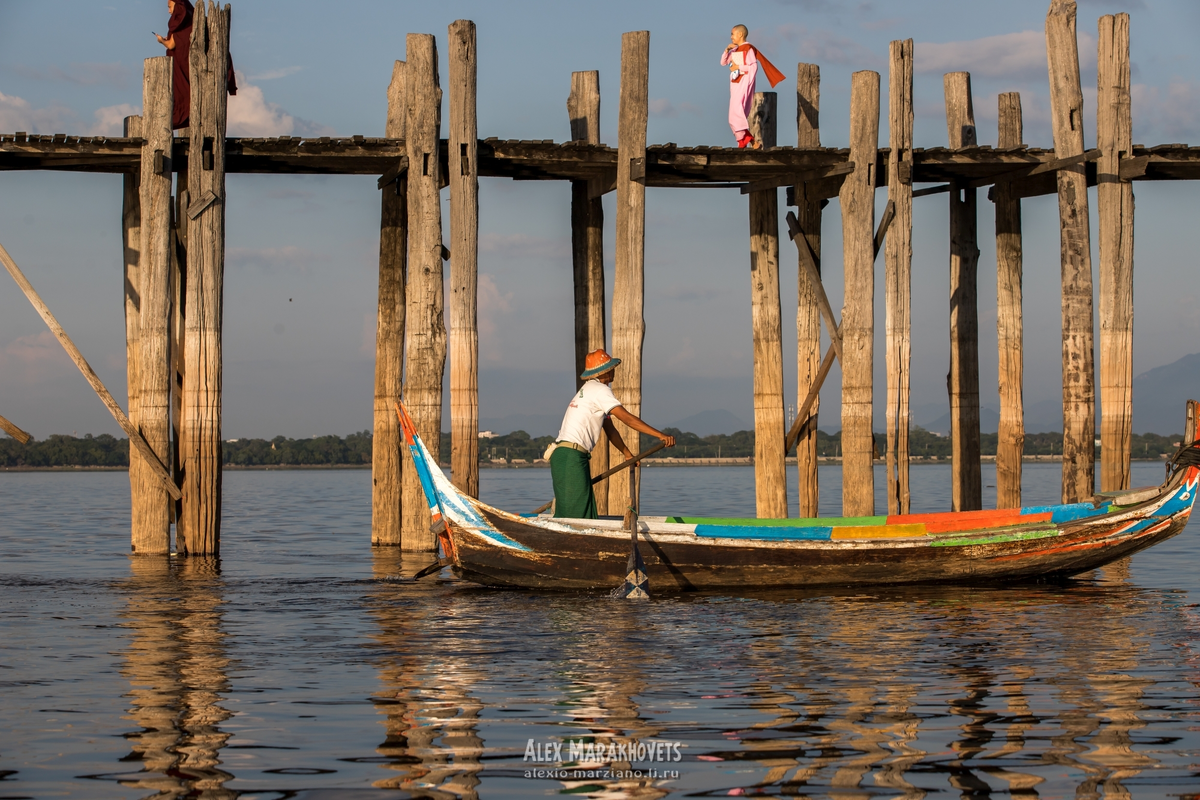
[397, 401, 1200, 592]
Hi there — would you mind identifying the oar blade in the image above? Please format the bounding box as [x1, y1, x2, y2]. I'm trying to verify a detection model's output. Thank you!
[610, 544, 650, 600]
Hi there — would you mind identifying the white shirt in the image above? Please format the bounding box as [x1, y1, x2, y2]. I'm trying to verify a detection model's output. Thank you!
[556, 380, 622, 451]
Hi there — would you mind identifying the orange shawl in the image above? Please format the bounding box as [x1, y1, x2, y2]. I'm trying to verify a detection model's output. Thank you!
[734, 43, 786, 88]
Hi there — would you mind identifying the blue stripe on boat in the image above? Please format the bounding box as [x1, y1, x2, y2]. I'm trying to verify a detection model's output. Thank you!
[694, 525, 833, 541]
[1020, 502, 1105, 523]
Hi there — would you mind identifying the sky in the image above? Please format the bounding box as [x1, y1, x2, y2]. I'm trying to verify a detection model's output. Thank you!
[2, 0, 1200, 440]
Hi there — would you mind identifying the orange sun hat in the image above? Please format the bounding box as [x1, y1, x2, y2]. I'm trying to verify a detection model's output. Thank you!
[580, 348, 621, 379]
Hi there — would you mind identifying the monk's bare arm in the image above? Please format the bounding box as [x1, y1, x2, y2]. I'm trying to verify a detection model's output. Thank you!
[609, 406, 676, 448]
[156, 33, 176, 50]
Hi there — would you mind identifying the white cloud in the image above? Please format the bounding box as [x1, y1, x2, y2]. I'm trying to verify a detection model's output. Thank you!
[480, 233, 570, 261]
[649, 98, 702, 118]
[916, 30, 1096, 81]
[0, 91, 76, 134]
[226, 77, 334, 137]
[90, 103, 140, 136]
[478, 273, 513, 364]
[249, 66, 303, 81]
[227, 245, 322, 274]
[0, 331, 74, 383]
[1133, 79, 1200, 141]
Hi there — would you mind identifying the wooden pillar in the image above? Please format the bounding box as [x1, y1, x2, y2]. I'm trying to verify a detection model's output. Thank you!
[132, 58, 174, 554]
[885, 40, 914, 517]
[123, 114, 145, 545]
[748, 92, 787, 518]
[568, 70, 610, 513]
[179, 2, 230, 555]
[995, 92, 1025, 509]
[794, 63, 821, 518]
[609, 31, 649, 510]
[840, 70, 880, 518]
[449, 20, 479, 499]
[1047, 0, 1096, 504]
[372, 61, 407, 546]
[170, 168, 187, 523]
[401, 33, 447, 551]
[1097, 13, 1134, 493]
[945, 72, 982, 512]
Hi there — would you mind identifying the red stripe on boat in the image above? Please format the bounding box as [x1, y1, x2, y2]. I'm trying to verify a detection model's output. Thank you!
[887, 510, 1051, 534]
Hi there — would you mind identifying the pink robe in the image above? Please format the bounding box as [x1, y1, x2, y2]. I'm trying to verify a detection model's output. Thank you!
[720, 46, 758, 138]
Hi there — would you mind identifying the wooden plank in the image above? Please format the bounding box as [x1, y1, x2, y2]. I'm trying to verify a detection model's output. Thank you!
[841, 70, 880, 518]
[122, 114, 145, 543]
[1047, 0, 1097, 504]
[133, 57, 174, 554]
[1098, 13, 1134, 493]
[873, 198, 896, 261]
[945, 71, 982, 512]
[1118, 154, 1149, 180]
[568, 69, 610, 513]
[748, 92, 787, 518]
[794, 62, 822, 519]
[739, 162, 853, 194]
[786, 326, 837, 455]
[913, 183, 951, 198]
[609, 31, 650, 511]
[372, 60, 407, 547]
[402, 33, 447, 552]
[449, 20, 480, 500]
[0, 241, 180, 501]
[995, 92, 1025, 509]
[179, 1, 231, 554]
[0, 413, 31, 445]
[885, 39, 914, 516]
[971, 149, 1099, 188]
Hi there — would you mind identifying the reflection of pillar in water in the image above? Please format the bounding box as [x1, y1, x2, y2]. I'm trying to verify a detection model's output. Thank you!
[119, 556, 233, 798]
[367, 551, 484, 797]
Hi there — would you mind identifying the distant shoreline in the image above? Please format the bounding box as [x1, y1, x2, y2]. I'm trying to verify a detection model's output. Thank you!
[0, 455, 1172, 473]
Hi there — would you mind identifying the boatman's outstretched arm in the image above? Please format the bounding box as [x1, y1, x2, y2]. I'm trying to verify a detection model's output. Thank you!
[608, 406, 677, 449]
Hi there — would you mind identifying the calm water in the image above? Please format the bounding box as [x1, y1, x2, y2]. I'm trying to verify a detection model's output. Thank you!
[3, 463, 1200, 799]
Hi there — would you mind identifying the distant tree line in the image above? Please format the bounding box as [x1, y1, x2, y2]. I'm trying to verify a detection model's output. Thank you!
[0, 428, 1186, 468]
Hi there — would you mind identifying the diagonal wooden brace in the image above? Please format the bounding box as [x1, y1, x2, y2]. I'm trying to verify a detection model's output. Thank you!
[785, 210, 843, 365]
[0, 241, 181, 500]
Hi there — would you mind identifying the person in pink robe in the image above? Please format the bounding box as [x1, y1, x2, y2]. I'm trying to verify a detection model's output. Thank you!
[721, 25, 758, 148]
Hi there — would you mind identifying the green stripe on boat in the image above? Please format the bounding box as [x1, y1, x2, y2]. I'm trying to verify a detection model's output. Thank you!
[668, 516, 887, 527]
[929, 529, 1059, 547]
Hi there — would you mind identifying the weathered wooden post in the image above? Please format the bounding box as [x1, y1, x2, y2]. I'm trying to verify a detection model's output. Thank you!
[401, 32, 446, 551]
[794, 63, 821, 518]
[944, 71, 982, 512]
[609, 31, 649, 510]
[179, 1, 230, 555]
[567, 69, 610, 513]
[840, 70, 879, 518]
[1097, 13, 1134, 493]
[885, 40, 914, 516]
[1047, 0, 1096, 504]
[995, 92, 1025, 509]
[748, 92, 787, 518]
[449, 20, 479, 499]
[132, 57, 174, 554]
[123, 114, 145, 543]
[372, 61, 407, 546]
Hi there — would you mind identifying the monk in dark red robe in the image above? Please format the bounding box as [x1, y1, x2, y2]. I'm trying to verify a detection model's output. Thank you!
[156, 0, 237, 130]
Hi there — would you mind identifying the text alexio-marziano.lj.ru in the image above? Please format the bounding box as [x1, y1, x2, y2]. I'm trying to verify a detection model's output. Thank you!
[523, 738, 684, 779]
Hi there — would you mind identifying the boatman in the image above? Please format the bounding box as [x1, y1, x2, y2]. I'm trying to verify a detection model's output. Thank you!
[548, 349, 675, 519]
[720, 25, 785, 149]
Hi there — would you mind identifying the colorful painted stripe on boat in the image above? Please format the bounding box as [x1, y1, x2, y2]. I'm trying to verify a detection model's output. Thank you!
[693, 525, 833, 541]
[929, 528, 1059, 547]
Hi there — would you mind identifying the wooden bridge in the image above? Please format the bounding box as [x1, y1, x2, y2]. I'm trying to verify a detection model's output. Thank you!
[0, 1, 1178, 554]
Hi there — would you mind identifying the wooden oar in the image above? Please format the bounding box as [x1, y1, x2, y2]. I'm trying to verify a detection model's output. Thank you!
[530, 440, 667, 516]
[610, 461, 649, 600]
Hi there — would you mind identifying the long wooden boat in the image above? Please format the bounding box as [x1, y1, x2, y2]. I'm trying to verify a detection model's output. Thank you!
[398, 401, 1200, 592]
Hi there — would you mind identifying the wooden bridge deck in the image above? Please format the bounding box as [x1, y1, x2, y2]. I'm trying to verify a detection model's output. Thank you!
[3, 133, 1198, 191]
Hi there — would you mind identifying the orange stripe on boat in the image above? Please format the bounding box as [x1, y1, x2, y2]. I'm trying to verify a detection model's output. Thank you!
[831, 523, 927, 539]
[886, 510, 1051, 534]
